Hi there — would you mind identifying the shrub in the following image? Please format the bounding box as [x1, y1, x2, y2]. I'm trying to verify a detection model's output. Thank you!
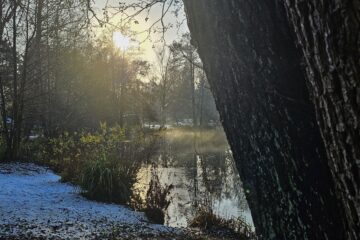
[143, 172, 173, 224]
[189, 207, 223, 230]
[80, 152, 138, 204]
[27, 123, 157, 205]
[189, 207, 256, 240]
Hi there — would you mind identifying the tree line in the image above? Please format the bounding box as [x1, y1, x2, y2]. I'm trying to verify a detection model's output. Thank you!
[0, 0, 218, 161]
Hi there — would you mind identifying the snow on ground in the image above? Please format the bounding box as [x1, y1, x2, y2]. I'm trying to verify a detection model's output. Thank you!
[0, 163, 176, 239]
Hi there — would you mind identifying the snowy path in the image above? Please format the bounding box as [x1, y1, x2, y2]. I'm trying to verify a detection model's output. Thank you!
[0, 163, 174, 239]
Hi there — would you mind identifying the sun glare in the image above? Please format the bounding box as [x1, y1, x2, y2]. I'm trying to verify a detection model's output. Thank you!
[113, 32, 130, 50]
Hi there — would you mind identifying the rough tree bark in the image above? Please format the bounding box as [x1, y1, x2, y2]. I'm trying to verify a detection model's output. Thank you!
[283, 1, 360, 238]
[183, 0, 358, 239]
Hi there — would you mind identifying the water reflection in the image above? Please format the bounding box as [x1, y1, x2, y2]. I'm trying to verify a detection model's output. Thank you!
[134, 128, 253, 228]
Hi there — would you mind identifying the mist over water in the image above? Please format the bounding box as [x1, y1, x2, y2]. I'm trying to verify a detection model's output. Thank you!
[134, 128, 253, 228]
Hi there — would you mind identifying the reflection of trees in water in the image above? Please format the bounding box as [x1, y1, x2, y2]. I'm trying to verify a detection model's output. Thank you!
[158, 132, 171, 167]
[194, 151, 248, 210]
[143, 129, 250, 226]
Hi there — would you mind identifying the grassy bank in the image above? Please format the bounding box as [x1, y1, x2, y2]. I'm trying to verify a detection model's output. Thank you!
[22, 123, 157, 205]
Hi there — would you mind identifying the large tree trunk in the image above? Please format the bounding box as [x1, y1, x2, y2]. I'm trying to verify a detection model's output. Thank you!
[183, 0, 357, 239]
[283, 1, 360, 237]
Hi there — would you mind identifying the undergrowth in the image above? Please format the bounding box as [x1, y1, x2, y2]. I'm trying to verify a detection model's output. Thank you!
[189, 207, 256, 240]
[143, 171, 173, 224]
[24, 123, 157, 205]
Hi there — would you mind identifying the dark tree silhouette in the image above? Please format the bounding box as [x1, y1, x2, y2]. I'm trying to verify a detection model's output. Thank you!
[183, 0, 359, 239]
[284, 2, 360, 238]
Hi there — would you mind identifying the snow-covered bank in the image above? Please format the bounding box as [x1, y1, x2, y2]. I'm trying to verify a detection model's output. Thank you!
[0, 163, 175, 239]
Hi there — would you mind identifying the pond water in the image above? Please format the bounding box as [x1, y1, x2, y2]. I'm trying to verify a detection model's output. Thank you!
[134, 128, 253, 228]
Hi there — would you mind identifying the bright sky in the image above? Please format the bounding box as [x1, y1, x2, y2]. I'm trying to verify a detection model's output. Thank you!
[112, 32, 130, 50]
[92, 0, 189, 63]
